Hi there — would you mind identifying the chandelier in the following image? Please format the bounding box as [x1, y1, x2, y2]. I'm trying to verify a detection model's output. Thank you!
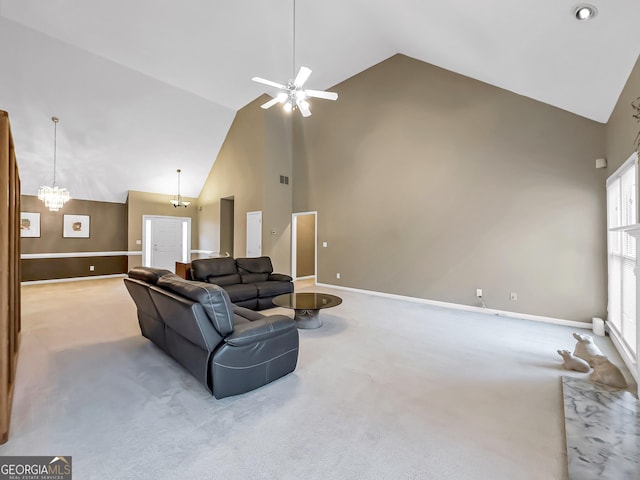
[38, 117, 70, 211]
[170, 169, 190, 208]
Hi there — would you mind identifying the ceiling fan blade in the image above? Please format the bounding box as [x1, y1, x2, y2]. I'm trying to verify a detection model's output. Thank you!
[305, 89, 338, 101]
[261, 97, 281, 109]
[297, 100, 312, 117]
[252, 76, 287, 90]
[293, 66, 312, 87]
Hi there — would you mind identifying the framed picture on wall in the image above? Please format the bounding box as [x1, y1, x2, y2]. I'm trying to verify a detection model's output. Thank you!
[63, 214, 90, 238]
[20, 212, 40, 238]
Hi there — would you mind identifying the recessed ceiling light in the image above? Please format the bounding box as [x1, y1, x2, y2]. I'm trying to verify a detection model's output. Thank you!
[574, 4, 597, 21]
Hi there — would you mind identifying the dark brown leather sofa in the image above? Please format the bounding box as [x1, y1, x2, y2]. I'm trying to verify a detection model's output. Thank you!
[189, 256, 293, 310]
[124, 267, 299, 399]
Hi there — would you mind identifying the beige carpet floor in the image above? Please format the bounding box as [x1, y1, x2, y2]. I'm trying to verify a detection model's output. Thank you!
[0, 277, 634, 479]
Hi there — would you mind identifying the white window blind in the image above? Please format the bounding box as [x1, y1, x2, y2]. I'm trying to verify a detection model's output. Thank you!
[607, 155, 637, 358]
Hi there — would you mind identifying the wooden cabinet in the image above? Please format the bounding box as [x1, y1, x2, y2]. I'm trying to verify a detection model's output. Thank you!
[0, 110, 21, 444]
[175, 261, 192, 280]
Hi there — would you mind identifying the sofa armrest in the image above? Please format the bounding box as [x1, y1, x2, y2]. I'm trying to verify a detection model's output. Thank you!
[225, 315, 296, 347]
[269, 273, 293, 282]
[232, 305, 265, 322]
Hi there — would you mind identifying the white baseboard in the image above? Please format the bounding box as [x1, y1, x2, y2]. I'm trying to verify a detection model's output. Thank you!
[294, 275, 316, 281]
[22, 274, 126, 286]
[315, 282, 590, 329]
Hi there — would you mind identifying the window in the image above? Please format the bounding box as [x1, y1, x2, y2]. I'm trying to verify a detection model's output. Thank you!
[607, 153, 638, 359]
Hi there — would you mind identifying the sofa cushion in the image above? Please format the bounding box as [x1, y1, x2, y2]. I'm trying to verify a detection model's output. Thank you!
[157, 274, 235, 336]
[254, 280, 294, 298]
[240, 272, 269, 284]
[207, 273, 241, 286]
[191, 257, 238, 282]
[222, 283, 258, 302]
[237, 257, 273, 274]
[128, 266, 173, 285]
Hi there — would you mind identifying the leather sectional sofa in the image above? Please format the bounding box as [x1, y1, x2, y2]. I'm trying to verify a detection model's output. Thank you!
[190, 256, 293, 310]
[124, 266, 299, 399]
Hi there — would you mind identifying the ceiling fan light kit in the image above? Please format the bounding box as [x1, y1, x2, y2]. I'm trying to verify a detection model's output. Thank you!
[251, 0, 337, 117]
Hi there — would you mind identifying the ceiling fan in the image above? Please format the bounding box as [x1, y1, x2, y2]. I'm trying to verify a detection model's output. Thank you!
[251, 0, 338, 117]
[252, 67, 337, 117]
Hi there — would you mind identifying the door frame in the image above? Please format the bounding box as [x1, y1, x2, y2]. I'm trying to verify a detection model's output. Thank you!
[291, 211, 317, 282]
[142, 215, 192, 270]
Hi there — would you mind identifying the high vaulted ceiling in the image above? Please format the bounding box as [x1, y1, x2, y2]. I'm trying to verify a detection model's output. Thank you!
[1, 0, 639, 203]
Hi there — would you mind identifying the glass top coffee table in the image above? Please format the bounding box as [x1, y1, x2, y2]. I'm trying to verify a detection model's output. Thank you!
[272, 292, 342, 329]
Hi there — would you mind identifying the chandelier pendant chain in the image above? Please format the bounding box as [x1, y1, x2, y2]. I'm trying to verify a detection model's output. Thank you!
[52, 116, 58, 187]
[292, 0, 296, 81]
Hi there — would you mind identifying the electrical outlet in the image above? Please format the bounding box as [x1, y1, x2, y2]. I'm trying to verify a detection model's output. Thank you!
[510, 292, 518, 301]
[136, 239, 142, 245]
[476, 288, 483, 298]
[336, 273, 341, 279]
[89, 265, 95, 272]
[322, 242, 328, 248]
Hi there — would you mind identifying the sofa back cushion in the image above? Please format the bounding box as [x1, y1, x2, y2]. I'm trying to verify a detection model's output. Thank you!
[236, 256, 273, 283]
[157, 274, 235, 336]
[128, 266, 173, 285]
[191, 257, 241, 286]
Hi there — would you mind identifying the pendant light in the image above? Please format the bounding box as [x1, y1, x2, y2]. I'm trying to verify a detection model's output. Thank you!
[38, 117, 70, 211]
[170, 169, 190, 208]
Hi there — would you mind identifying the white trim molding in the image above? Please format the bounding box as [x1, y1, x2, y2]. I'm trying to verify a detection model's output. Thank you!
[190, 250, 217, 256]
[316, 282, 590, 329]
[21, 250, 217, 260]
[21, 251, 141, 259]
[21, 273, 126, 285]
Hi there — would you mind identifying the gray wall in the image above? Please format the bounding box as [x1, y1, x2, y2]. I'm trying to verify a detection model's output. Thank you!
[293, 54, 608, 322]
[606, 55, 640, 172]
[21, 195, 128, 280]
[198, 96, 292, 274]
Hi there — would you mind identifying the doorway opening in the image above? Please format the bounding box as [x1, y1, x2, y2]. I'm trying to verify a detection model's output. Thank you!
[142, 215, 191, 272]
[220, 196, 234, 257]
[291, 212, 317, 281]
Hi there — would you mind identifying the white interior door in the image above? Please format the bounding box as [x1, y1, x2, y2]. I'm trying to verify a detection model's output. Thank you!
[246, 211, 262, 258]
[143, 216, 191, 272]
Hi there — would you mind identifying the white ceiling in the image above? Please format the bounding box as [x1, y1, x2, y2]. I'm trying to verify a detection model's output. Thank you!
[1, 0, 639, 203]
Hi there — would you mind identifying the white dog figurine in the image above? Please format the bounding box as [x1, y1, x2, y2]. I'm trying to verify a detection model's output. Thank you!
[589, 355, 628, 389]
[572, 332, 603, 367]
[557, 349, 590, 373]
